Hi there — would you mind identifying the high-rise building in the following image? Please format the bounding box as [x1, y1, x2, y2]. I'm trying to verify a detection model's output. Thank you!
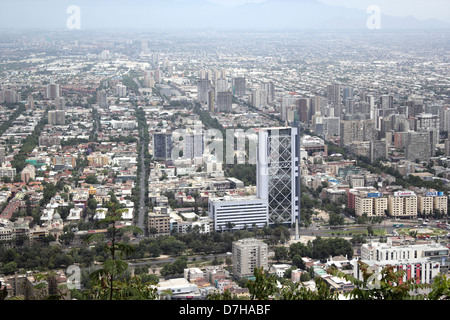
[185, 132, 204, 160]
[27, 95, 34, 110]
[380, 95, 394, 109]
[0, 147, 5, 165]
[207, 89, 215, 112]
[216, 91, 232, 113]
[21, 164, 35, 184]
[232, 77, 246, 97]
[197, 79, 210, 104]
[370, 140, 388, 162]
[261, 82, 275, 104]
[415, 113, 440, 131]
[257, 126, 300, 226]
[55, 97, 66, 110]
[388, 191, 417, 219]
[97, 90, 107, 107]
[215, 78, 228, 99]
[46, 84, 60, 100]
[115, 84, 127, 97]
[48, 110, 66, 125]
[297, 98, 310, 123]
[343, 86, 354, 101]
[144, 71, 155, 88]
[249, 89, 265, 110]
[327, 83, 341, 106]
[1, 89, 21, 104]
[340, 119, 376, 148]
[0, 164, 16, 180]
[405, 130, 435, 162]
[232, 238, 268, 280]
[153, 132, 173, 161]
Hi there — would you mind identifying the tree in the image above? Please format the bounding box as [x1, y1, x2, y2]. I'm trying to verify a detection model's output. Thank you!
[2, 261, 18, 275]
[328, 260, 429, 300]
[273, 246, 289, 262]
[85, 175, 99, 185]
[328, 212, 344, 226]
[246, 267, 278, 300]
[84, 203, 148, 300]
[292, 255, 306, 270]
[207, 289, 237, 300]
[428, 273, 450, 300]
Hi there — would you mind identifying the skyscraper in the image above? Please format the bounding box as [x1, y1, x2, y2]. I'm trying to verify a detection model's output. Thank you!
[327, 82, 341, 106]
[153, 132, 173, 161]
[215, 78, 228, 99]
[48, 110, 66, 125]
[185, 132, 204, 159]
[46, 83, 60, 100]
[197, 78, 210, 104]
[261, 82, 275, 104]
[257, 126, 300, 226]
[297, 98, 310, 123]
[55, 97, 66, 110]
[217, 91, 232, 113]
[207, 89, 215, 112]
[405, 131, 436, 162]
[232, 77, 246, 97]
[380, 95, 394, 109]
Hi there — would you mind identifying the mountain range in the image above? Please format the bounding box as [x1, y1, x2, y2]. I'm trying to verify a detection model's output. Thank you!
[0, 0, 449, 30]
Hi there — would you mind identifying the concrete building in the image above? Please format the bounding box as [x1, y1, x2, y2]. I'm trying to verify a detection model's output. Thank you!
[148, 211, 171, 237]
[388, 191, 418, 219]
[232, 77, 246, 97]
[405, 131, 435, 162]
[354, 191, 386, 217]
[184, 132, 204, 160]
[0, 165, 16, 181]
[153, 132, 173, 161]
[208, 196, 268, 232]
[216, 91, 232, 113]
[48, 110, 65, 125]
[21, 164, 35, 184]
[232, 238, 268, 280]
[357, 238, 449, 284]
[197, 78, 210, 104]
[46, 83, 60, 100]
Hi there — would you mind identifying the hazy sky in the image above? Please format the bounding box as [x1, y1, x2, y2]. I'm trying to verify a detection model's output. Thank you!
[0, 0, 448, 30]
[317, 0, 450, 21]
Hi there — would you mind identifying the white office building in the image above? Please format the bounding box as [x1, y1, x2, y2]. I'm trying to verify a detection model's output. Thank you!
[208, 196, 268, 232]
[356, 238, 449, 284]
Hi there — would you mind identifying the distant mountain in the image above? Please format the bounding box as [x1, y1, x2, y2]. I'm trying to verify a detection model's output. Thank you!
[0, 0, 448, 30]
[199, 0, 450, 31]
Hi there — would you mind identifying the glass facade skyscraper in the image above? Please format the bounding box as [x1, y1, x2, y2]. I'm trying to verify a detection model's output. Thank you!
[257, 126, 300, 226]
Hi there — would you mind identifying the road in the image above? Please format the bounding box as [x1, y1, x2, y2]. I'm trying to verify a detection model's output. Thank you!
[297, 219, 450, 239]
[136, 128, 147, 235]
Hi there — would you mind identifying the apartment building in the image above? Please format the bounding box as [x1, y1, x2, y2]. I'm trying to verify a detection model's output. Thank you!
[388, 191, 417, 219]
[148, 211, 171, 237]
[232, 238, 268, 280]
[353, 191, 387, 217]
